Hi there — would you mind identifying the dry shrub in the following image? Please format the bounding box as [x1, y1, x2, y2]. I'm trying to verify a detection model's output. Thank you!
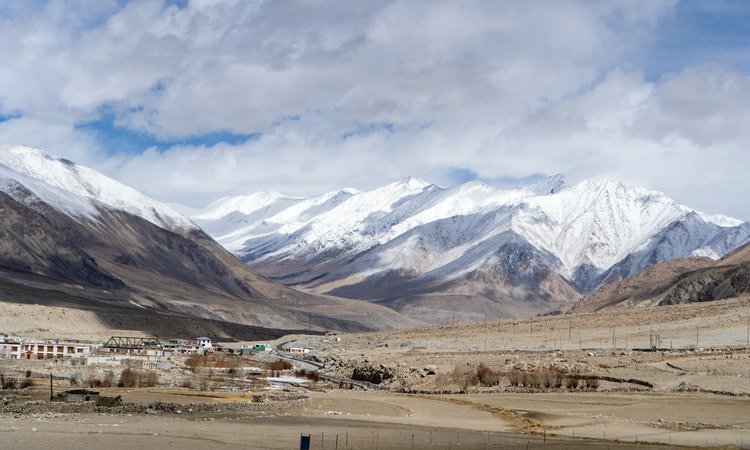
[87, 371, 115, 388]
[564, 376, 579, 389]
[145, 371, 159, 387]
[118, 369, 160, 388]
[103, 371, 115, 387]
[118, 368, 139, 388]
[476, 363, 500, 387]
[294, 369, 321, 382]
[180, 379, 193, 389]
[434, 372, 452, 389]
[583, 378, 600, 390]
[185, 354, 208, 372]
[450, 364, 479, 390]
[268, 359, 293, 371]
[507, 369, 521, 387]
[523, 370, 541, 388]
[540, 368, 563, 389]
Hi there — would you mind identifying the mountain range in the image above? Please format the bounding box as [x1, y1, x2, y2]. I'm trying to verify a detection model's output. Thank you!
[2, 144, 747, 334]
[183, 175, 750, 323]
[0, 145, 414, 339]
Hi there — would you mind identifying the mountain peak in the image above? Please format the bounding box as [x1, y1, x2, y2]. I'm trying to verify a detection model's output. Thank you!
[526, 173, 566, 195]
[393, 176, 431, 190]
[0, 144, 195, 233]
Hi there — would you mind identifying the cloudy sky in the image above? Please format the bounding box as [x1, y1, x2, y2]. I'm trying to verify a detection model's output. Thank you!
[1, 1, 749, 218]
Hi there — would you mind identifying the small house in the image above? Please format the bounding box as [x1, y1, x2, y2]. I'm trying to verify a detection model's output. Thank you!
[196, 337, 212, 349]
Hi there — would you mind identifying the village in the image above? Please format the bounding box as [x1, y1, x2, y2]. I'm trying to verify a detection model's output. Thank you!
[0, 331, 326, 399]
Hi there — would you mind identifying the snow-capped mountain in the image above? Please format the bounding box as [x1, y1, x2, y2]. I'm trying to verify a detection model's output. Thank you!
[0, 145, 412, 335]
[185, 175, 750, 322]
[0, 145, 195, 234]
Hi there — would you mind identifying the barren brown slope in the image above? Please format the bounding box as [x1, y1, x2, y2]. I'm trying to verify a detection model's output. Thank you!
[572, 257, 714, 313]
[718, 241, 750, 266]
[573, 243, 750, 313]
[0, 191, 418, 338]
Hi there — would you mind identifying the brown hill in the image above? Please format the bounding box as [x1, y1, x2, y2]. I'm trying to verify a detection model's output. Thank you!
[573, 243, 750, 313]
[0, 190, 417, 339]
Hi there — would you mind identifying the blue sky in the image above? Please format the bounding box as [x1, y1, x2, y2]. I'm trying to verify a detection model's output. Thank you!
[0, 0, 749, 219]
[644, 0, 750, 77]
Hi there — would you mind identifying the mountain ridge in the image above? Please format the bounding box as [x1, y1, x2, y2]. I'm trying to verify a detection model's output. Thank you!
[185, 175, 750, 322]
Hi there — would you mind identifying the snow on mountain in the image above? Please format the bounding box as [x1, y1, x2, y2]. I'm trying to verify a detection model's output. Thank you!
[0, 145, 195, 233]
[187, 174, 750, 315]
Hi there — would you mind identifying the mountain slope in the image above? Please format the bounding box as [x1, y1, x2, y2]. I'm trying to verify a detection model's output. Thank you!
[0, 146, 416, 337]
[573, 242, 750, 312]
[185, 175, 750, 323]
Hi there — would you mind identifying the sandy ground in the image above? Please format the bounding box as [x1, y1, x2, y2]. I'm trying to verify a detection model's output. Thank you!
[0, 302, 149, 341]
[0, 390, 705, 450]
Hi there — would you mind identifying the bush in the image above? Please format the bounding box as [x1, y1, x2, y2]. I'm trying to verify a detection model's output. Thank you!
[145, 371, 160, 387]
[118, 369, 160, 388]
[583, 377, 600, 390]
[295, 369, 321, 382]
[449, 364, 477, 390]
[540, 368, 563, 389]
[268, 359, 293, 371]
[119, 368, 139, 388]
[185, 354, 208, 371]
[564, 376, 579, 389]
[507, 369, 521, 387]
[476, 363, 500, 387]
[86, 371, 115, 388]
[102, 371, 115, 387]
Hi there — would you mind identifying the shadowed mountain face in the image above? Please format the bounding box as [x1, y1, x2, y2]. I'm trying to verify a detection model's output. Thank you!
[0, 146, 416, 338]
[573, 243, 750, 313]
[185, 176, 750, 323]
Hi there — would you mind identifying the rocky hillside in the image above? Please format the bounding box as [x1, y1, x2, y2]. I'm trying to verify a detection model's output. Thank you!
[573, 243, 750, 312]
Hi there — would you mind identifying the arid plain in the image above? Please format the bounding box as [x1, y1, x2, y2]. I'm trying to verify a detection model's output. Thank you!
[2, 296, 749, 449]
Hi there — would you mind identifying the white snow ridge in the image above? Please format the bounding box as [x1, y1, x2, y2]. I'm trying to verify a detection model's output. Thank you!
[0, 145, 195, 233]
[188, 174, 750, 300]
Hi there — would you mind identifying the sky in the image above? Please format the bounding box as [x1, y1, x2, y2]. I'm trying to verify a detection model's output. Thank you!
[0, 0, 749, 219]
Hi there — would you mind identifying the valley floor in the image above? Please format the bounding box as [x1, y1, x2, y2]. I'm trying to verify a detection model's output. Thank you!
[2, 296, 749, 449]
[4, 390, 740, 449]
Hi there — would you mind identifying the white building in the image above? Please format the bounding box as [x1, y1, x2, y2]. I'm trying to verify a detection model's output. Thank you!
[196, 337, 213, 350]
[0, 341, 22, 359]
[288, 347, 310, 355]
[0, 341, 91, 360]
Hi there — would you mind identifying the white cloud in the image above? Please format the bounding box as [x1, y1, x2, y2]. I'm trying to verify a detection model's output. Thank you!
[1, 0, 749, 220]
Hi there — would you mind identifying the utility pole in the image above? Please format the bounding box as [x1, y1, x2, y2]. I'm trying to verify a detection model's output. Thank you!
[696, 327, 700, 347]
[568, 319, 572, 340]
[49, 372, 53, 401]
[612, 326, 616, 348]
